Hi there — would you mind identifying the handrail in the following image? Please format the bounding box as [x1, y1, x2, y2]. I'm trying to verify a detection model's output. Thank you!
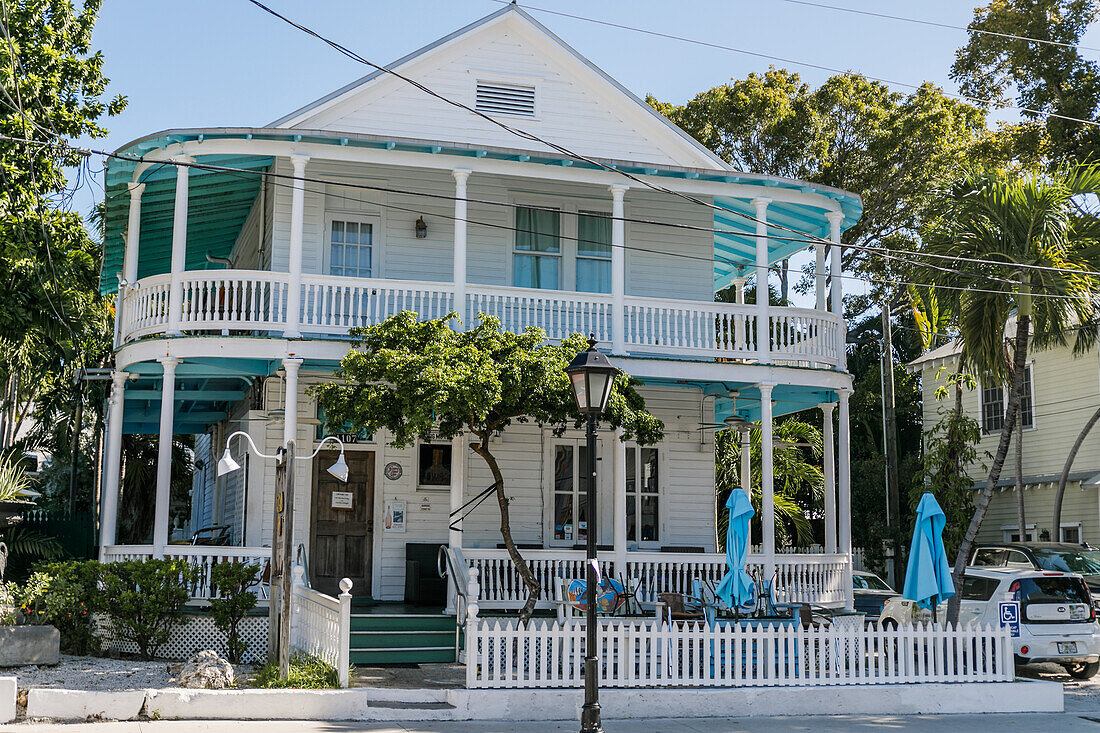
[439, 546, 475, 659]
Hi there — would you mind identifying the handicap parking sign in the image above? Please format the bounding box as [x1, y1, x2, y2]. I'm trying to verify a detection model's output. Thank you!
[999, 601, 1020, 637]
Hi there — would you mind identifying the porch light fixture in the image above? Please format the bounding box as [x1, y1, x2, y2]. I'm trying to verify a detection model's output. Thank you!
[216, 431, 349, 483]
[564, 335, 619, 733]
[415, 216, 428, 239]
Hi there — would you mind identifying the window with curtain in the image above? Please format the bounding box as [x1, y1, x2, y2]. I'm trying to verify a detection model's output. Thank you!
[514, 207, 560, 289]
[576, 212, 612, 293]
[329, 220, 372, 278]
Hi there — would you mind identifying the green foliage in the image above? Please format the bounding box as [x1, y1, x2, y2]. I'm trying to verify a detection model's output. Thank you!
[15, 569, 50, 624]
[116, 434, 195, 545]
[209, 562, 259, 664]
[253, 654, 341, 689]
[715, 419, 823, 549]
[36, 560, 101, 655]
[0, 581, 15, 624]
[951, 0, 1100, 163]
[98, 559, 196, 660]
[920, 406, 984, 562]
[0, 526, 66, 571]
[0, 451, 31, 501]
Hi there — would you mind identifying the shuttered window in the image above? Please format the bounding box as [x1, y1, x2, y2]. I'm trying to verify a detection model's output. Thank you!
[476, 81, 536, 117]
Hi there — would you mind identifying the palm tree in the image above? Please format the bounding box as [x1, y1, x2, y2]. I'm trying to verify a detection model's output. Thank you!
[715, 418, 824, 550]
[921, 165, 1100, 622]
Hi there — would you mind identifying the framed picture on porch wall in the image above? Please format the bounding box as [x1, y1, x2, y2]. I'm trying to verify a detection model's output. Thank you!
[384, 500, 406, 532]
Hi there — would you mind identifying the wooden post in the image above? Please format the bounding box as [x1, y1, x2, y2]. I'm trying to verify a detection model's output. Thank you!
[269, 441, 295, 679]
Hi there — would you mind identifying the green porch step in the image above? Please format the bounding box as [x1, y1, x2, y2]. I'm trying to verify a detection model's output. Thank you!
[349, 611, 457, 665]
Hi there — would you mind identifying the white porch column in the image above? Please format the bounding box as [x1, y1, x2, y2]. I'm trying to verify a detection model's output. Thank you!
[99, 371, 128, 558]
[814, 239, 826, 312]
[610, 185, 628, 354]
[284, 155, 309, 339]
[733, 276, 747, 305]
[154, 357, 180, 555]
[282, 358, 302, 446]
[612, 428, 627, 576]
[453, 169, 470, 326]
[740, 428, 752, 547]
[838, 388, 854, 610]
[166, 157, 193, 336]
[449, 433, 465, 549]
[827, 211, 845, 370]
[753, 198, 771, 364]
[758, 383, 775, 581]
[123, 182, 145, 285]
[820, 402, 836, 553]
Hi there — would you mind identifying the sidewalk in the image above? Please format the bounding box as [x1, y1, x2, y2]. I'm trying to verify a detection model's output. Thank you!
[4, 714, 1100, 732]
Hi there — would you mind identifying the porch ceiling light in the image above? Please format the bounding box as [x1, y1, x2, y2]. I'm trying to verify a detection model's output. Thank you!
[566, 336, 619, 416]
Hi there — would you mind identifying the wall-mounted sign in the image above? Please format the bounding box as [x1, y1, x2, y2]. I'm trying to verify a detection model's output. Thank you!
[384, 500, 406, 532]
[419, 496, 432, 512]
[384, 462, 403, 481]
[331, 491, 354, 511]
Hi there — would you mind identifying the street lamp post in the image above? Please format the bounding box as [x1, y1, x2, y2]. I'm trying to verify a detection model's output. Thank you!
[217, 431, 349, 680]
[565, 337, 618, 733]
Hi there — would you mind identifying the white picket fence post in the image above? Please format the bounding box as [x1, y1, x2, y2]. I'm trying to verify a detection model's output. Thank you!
[337, 578, 353, 689]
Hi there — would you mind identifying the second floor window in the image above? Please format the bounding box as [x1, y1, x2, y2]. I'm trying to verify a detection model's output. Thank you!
[514, 207, 560, 289]
[576, 212, 612, 294]
[330, 220, 373, 278]
[980, 365, 1034, 433]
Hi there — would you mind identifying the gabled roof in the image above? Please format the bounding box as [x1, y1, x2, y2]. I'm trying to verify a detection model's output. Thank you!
[270, 4, 733, 171]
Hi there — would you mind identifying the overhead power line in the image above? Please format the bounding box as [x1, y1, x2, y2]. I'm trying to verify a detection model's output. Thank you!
[777, 0, 1100, 54]
[485, 0, 1100, 130]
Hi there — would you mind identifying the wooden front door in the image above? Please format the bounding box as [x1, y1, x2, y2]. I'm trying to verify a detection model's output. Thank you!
[309, 450, 374, 596]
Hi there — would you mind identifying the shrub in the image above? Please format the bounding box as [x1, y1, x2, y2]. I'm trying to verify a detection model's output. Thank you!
[0, 581, 16, 625]
[99, 559, 196, 660]
[209, 562, 260, 663]
[16, 571, 51, 624]
[37, 560, 102, 655]
[253, 654, 341, 689]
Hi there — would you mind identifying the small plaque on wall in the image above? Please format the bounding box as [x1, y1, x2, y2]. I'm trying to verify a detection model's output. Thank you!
[331, 491, 354, 511]
[384, 500, 406, 532]
[384, 462, 403, 481]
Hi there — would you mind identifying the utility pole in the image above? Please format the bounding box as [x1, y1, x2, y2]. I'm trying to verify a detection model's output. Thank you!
[881, 303, 903, 579]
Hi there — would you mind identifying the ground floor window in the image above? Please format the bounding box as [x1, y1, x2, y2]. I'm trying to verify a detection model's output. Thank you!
[553, 443, 590, 543]
[418, 443, 452, 488]
[1002, 524, 1038, 542]
[1061, 523, 1083, 544]
[626, 446, 659, 543]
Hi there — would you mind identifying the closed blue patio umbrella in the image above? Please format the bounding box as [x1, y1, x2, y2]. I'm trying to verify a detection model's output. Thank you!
[902, 492, 956, 623]
[715, 488, 755, 609]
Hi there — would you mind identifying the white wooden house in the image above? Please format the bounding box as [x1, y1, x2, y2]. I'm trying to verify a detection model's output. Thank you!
[93, 6, 1014, 687]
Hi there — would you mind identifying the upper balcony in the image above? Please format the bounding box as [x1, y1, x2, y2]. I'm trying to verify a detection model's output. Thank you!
[117, 269, 844, 368]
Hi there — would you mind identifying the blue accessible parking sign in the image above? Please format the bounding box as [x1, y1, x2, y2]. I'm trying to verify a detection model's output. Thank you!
[1000, 600, 1020, 637]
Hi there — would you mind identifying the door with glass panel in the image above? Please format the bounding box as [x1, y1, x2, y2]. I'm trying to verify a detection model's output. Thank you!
[551, 443, 611, 548]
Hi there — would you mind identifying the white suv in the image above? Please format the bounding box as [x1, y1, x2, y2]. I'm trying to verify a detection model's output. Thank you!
[879, 567, 1100, 679]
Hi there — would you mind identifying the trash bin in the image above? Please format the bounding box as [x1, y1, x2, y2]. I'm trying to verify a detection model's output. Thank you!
[405, 559, 421, 604]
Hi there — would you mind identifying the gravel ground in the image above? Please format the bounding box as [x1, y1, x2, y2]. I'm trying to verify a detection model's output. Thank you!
[1, 655, 255, 691]
[1019, 662, 1100, 712]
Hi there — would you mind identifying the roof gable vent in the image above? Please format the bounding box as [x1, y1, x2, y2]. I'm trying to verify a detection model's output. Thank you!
[476, 81, 536, 118]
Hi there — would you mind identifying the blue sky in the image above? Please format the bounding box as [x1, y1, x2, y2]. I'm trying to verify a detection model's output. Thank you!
[77, 0, 1100, 299]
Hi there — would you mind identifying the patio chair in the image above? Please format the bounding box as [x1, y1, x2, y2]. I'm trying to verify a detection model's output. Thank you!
[190, 525, 232, 546]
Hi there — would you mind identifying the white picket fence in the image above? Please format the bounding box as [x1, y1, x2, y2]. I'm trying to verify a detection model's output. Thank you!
[465, 616, 1012, 689]
[289, 567, 352, 688]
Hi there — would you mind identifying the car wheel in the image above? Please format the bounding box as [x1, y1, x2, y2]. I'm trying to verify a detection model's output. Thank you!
[1065, 661, 1100, 680]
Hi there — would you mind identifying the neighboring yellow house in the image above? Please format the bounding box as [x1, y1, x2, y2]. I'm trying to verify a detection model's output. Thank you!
[908, 337, 1100, 545]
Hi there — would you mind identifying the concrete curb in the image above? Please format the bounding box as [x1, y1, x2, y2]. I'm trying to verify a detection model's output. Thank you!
[0, 676, 15, 723]
[15, 679, 1064, 722]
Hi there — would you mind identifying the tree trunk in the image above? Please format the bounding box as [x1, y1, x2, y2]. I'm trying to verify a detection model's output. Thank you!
[1053, 405, 1100, 532]
[471, 437, 541, 622]
[1015, 410, 1026, 542]
[947, 314, 1030, 624]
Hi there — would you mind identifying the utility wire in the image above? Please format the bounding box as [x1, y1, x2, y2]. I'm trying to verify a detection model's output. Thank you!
[776, 0, 1100, 54]
[486, 0, 1100, 129]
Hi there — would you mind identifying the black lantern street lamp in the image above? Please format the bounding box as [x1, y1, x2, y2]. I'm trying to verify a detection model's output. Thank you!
[565, 336, 618, 733]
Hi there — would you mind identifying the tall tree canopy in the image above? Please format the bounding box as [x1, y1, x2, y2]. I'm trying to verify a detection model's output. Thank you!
[316, 313, 663, 620]
[951, 0, 1100, 163]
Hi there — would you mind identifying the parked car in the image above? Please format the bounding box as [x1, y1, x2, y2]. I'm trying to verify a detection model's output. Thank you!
[852, 570, 895, 618]
[971, 542, 1100, 606]
[879, 567, 1100, 679]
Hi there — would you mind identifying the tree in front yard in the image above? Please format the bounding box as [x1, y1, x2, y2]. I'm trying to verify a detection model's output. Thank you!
[920, 164, 1100, 623]
[315, 312, 663, 621]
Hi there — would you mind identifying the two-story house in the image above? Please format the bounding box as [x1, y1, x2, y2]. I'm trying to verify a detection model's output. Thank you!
[97, 5, 862, 663]
[909, 335, 1100, 545]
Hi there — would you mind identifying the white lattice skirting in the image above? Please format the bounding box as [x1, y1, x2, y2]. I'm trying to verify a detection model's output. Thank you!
[97, 613, 268, 664]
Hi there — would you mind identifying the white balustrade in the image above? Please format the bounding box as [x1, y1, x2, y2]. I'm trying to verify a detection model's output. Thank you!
[301, 275, 455, 333]
[289, 568, 352, 688]
[464, 549, 849, 610]
[623, 296, 758, 359]
[117, 270, 844, 367]
[466, 285, 613, 342]
[465, 615, 1012, 689]
[101, 545, 271, 602]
